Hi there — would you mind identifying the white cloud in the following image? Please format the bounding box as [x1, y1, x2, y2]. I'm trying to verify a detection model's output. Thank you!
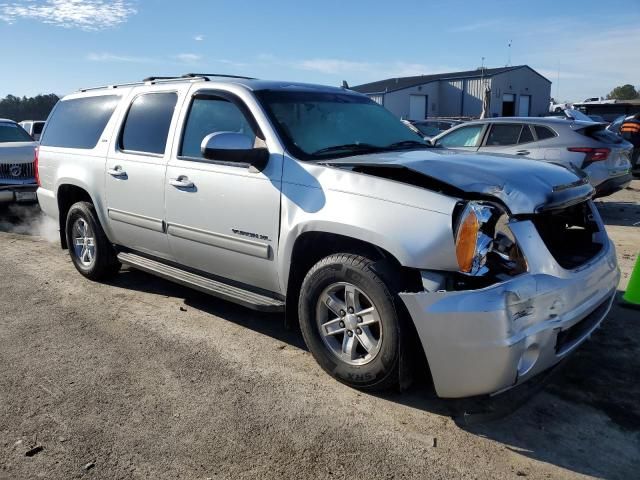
[193, 34, 204, 41]
[174, 53, 202, 63]
[524, 23, 640, 101]
[86, 52, 153, 63]
[449, 20, 502, 33]
[264, 56, 456, 83]
[296, 59, 374, 75]
[0, 0, 136, 31]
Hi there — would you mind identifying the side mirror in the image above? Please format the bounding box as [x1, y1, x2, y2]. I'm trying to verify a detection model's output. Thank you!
[201, 132, 269, 170]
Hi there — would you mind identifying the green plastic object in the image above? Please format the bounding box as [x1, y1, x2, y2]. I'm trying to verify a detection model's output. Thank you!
[622, 253, 640, 310]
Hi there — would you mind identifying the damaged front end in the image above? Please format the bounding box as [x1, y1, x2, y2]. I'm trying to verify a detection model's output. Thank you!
[399, 199, 619, 398]
[326, 153, 620, 398]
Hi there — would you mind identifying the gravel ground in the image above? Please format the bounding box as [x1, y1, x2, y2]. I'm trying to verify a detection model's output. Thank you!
[0, 182, 639, 480]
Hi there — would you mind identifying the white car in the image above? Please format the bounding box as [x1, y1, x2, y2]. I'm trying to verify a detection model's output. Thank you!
[0, 119, 39, 205]
[19, 120, 46, 141]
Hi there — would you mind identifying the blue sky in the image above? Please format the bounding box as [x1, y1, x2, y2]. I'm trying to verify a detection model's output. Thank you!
[1, 0, 638, 101]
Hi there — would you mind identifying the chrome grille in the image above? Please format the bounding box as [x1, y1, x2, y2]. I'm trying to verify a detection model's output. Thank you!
[0, 162, 35, 180]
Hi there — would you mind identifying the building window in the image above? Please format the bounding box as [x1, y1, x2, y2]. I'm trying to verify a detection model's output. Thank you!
[368, 95, 384, 105]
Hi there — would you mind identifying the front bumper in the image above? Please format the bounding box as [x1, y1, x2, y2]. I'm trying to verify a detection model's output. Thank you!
[594, 173, 632, 198]
[400, 220, 620, 399]
[0, 184, 39, 204]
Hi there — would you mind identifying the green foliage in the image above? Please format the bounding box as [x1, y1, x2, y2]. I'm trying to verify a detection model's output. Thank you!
[0, 94, 59, 122]
[606, 84, 639, 101]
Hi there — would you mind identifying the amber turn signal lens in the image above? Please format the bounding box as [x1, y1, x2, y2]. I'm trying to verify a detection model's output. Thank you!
[455, 208, 479, 273]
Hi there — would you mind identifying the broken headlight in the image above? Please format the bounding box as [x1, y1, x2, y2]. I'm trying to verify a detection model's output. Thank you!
[454, 201, 527, 277]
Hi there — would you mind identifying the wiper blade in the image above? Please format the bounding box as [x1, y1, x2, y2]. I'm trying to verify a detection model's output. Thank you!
[385, 140, 430, 150]
[312, 143, 386, 155]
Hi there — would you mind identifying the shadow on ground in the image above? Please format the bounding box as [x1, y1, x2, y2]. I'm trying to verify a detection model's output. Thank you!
[107, 267, 640, 478]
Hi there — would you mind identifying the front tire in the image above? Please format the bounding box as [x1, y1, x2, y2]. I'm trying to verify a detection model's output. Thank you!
[298, 253, 402, 391]
[65, 201, 120, 280]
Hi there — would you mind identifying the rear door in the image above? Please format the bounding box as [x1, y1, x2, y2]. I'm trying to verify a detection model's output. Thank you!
[105, 88, 184, 260]
[477, 123, 537, 157]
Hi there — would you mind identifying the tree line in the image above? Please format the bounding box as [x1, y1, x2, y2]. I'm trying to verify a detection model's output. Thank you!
[607, 84, 640, 101]
[0, 94, 59, 122]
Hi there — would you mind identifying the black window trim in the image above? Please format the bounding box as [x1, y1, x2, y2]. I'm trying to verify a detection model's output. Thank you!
[117, 90, 179, 158]
[176, 89, 265, 168]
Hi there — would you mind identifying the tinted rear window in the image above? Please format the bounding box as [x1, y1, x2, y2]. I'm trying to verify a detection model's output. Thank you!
[0, 123, 34, 143]
[534, 125, 556, 140]
[119, 92, 177, 155]
[40, 95, 120, 149]
[33, 122, 45, 135]
[486, 124, 522, 146]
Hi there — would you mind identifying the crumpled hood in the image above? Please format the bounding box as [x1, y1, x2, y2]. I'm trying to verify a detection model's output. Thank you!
[0, 142, 38, 164]
[327, 149, 594, 215]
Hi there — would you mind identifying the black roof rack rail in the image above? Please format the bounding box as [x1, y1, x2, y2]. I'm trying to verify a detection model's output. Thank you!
[182, 73, 256, 80]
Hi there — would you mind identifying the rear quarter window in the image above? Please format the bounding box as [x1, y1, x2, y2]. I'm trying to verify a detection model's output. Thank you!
[534, 125, 557, 141]
[40, 95, 120, 149]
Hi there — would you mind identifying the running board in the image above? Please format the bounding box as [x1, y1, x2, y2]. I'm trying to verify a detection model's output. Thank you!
[117, 252, 285, 312]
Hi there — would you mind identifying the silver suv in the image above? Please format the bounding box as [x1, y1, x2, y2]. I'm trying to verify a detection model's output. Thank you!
[37, 74, 620, 399]
[431, 116, 633, 198]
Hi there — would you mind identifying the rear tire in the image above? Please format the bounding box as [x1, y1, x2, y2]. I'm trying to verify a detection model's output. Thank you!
[298, 253, 402, 391]
[65, 201, 120, 280]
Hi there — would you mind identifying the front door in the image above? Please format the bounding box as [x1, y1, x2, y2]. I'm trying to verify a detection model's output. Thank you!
[434, 123, 486, 152]
[105, 90, 180, 259]
[502, 94, 515, 116]
[164, 91, 283, 293]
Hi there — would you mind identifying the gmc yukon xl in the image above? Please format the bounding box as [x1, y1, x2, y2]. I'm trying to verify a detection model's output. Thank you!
[36, 74, 620, 398]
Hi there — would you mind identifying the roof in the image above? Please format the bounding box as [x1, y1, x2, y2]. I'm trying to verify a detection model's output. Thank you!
[0, 118, 17, 124]
[76, 74, 350, 96]
[351, 65, 551, 94]
[463, 117, 598, 129]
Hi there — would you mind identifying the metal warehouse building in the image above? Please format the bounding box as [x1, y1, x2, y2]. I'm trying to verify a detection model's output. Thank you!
[352, 65, 551, 120]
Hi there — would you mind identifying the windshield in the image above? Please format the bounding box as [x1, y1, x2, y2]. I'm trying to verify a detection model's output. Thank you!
[255, 90, 427, 160]
[0, 123, 34, 143]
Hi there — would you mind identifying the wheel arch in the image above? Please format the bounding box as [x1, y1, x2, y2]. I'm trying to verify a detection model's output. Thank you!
[282, 229, 423, 328]
[56, 183, 100, 249]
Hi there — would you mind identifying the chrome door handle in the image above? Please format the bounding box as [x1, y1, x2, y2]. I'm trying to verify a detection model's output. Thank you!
[169, 176, 195, 189]
[516, 150, 530, 156]
[107, 166, 127, 178]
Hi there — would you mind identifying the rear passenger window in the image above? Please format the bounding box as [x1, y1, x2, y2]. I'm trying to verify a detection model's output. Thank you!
[486, 124, 522, 146]
[534, 126, 556, 140]
[40, 95, 120, 149]
[518, 125, 534, 143]
[180, 96, 255, 159]
[120, 92, 177, 155]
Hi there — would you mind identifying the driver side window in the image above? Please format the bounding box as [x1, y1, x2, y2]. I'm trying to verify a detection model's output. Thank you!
[180, 96, 255, 159]
[437, 124, 484, 148]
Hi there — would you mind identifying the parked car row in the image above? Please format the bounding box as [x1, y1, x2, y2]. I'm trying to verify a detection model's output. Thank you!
[29, 74, 621, 401]
[402, 118, 463, 140]
[429, 117, 633, 197]
[0, 118, 39, 205]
